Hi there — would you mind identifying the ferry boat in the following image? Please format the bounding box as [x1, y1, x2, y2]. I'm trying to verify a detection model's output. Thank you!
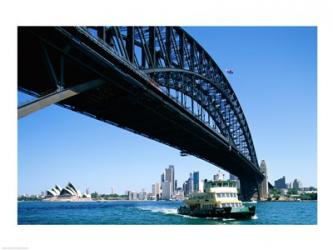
[178, 179, 256, 220]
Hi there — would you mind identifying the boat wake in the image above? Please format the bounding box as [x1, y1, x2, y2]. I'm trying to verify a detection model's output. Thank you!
[251, 214, 258, 220]
[137, 206, 198, 219]
[137, 206, 178, 215]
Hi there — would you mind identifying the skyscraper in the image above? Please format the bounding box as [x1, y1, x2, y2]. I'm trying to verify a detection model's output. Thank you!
[152, 184, 156, 196]
[161, 173, 165, 184]
[152, 182, 161, 200]
[259, 160, 268, 200]
[193, 171, 199, 192]
[198, 179, 204, 192]
[161, 181, 172, 200]
[188, 173, 194, 195]
[165, 165, 175, 194]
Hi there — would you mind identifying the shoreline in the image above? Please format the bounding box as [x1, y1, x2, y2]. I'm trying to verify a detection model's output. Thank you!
[18, 199, 317, 203]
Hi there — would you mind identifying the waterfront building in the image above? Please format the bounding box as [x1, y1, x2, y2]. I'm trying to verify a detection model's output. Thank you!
[175, 180, 177, 190]
[46, 185, 62, 197]
[193, 171, 199, 192]
[128, 191, 138, 200]
[161, 181, 172, 200]
[138, 189, 147, 200]
[46, 183, 85, 198]
[147, 193, 155, 200]
[259, 160, 269, 200]
[59, 182, 82, 197]
[152, 182, 161, 200]
[274, 176, 287, 189]
[293, 179, 302, 190]
[174, 189, 185, 200]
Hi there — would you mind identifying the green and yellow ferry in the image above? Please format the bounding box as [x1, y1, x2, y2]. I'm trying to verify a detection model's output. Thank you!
[178, 179, 256, 220]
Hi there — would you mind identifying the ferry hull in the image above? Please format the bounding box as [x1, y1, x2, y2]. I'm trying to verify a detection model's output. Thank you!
[177, 206, 256, 220]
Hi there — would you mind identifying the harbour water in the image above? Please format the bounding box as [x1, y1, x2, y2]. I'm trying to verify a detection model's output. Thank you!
[18, 200, 317, 225]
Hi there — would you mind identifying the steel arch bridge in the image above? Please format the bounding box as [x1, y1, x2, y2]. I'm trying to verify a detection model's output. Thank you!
[18, 26, 264, 200]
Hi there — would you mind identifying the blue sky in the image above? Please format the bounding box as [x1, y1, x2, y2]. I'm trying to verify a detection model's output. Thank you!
[18, 27, 317, 195]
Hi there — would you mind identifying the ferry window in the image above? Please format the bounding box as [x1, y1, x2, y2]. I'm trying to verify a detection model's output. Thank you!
[226, 193, 230, 198]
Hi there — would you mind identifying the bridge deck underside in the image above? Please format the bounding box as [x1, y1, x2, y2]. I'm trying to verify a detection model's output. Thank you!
[19, 27, 262, 199]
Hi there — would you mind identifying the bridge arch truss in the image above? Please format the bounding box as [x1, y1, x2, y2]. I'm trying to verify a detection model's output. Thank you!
[83, 26, 259, 168]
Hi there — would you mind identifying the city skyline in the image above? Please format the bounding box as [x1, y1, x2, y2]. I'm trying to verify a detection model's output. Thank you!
[19, 162, 314, 196]
[18, 27, 317, 195]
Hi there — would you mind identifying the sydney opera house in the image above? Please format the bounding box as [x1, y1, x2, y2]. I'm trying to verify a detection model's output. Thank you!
[45, 182, 91, 200]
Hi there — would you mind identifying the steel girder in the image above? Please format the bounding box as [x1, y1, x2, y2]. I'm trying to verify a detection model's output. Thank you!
[83, 26, 259, 169]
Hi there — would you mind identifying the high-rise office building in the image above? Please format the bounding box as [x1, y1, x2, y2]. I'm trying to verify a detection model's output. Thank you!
[259, 160, 268, 199]
[188, 173, 194, 195]
[198, 179, 204, 192]
[292, 179, 302, 190]
[152, 184, 156, 196]
[183, 181, 188, 196]
[274, 176, 287, 189]
[193, 171, 199, 192]
[152, 182, 161, 199]
[161, 173, 165, 184]
[161, 181, 172, 200]
[165, 165, 175, 194]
